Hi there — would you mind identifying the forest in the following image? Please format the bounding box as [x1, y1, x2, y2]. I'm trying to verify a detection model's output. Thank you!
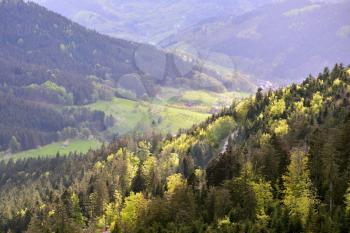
[1, 64, 350, 232]
[0, 0, 256, 153]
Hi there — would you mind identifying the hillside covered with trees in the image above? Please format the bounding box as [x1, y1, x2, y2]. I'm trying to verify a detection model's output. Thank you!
[1, 64, 350, 232]
[0, 0, 255, 154]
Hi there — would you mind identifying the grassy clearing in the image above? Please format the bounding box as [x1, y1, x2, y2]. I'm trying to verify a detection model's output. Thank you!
[88, 97, 210, 135]
[87, 89, 250, 135]
[0, 90, 249, 160]
[5, 139, 102, 160]
[159, 88, 249, 111]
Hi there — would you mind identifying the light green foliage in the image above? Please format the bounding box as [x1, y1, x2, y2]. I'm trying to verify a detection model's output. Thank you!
[98, 190, 123, 232]
[121, 192, 148, 233]
[42, 81, 67, 95]
[282, 149, 316, 224]
[333, 78, 342, 87]
[194, 169, 206, 194]
[159, 153, 180, 178]
[251, 179, 273, 226]
[27, 80, 73, 104]
[141, 155, 159, 194]
[273, 119, 289, 136]
[217, 216, 232, 230]
[293, 98, 306, 114]
[310, 91, 323, 115]
[162, 134, 197, 156]
[115, 148, 140, 190]
[235, 98, 252, 121]
[71, 193, 86, 226]
[137, 141, 152, 161]
[95, 161, 104, 170]
[347, 68, 350, 76]
[269, 97, 286, 117]
[259, 133, 271, 146]
[166, 173, 187, 195]
[205, 116, 236, 146]
[345, 185, 350, 215]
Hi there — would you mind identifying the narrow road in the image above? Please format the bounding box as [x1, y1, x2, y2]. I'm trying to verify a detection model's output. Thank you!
[220, 130, 237, 154]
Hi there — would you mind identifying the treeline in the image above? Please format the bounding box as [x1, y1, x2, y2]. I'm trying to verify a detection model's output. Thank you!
[0, 93, 108, 151]
[1, 64, 350, 233]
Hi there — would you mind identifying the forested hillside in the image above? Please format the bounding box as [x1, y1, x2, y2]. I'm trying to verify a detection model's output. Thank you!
[0, 0, 255, 154]
[160, 0, 350, 84]
[30, 0, 275, 43]
[1, 64, 350, 232]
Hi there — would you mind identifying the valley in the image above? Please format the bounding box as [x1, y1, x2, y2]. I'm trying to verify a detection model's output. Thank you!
[1, 1, 350, 232]
[0, 0, 255, 159]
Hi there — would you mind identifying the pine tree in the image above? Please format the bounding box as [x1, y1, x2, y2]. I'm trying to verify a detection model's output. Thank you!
[9, 136, 20, 153]
[282, 148, 317, 225]
[321, 141, 340, 215]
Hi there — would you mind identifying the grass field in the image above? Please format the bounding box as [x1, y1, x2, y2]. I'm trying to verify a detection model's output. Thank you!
[2, 89, 249, 160]
[87, 89, 249, 135]
[159, 88, 249, 111]
[88, 97, 210, 135]
[4, 139, 102, 160]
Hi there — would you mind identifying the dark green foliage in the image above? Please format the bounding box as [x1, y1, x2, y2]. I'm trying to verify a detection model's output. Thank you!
[1, 64, 350, 233]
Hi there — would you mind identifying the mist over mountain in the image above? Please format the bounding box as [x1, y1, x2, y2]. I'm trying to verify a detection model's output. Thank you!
[29, 0, 276, 44]
[31, 0, 350, 84]
[2, 0, 350, 232]
[0, 0, 255, 153]
[161, 0, 350, 83]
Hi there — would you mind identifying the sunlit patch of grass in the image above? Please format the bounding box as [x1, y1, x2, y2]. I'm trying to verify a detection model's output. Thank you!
[8, 139, 102, 160]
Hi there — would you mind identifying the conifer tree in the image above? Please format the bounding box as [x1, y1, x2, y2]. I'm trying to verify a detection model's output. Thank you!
[282, 148, 317, 225]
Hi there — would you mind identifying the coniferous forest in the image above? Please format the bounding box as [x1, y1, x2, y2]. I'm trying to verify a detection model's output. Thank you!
[1, 0, 350, 233]
[1, 64, 350, 232]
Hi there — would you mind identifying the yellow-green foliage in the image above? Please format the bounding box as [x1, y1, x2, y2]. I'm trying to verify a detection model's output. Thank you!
[273, 119, 289, 136]
[282, 149, 316, 224]
[71, 193, 86, 225]
[137, 141, 152, 160]
[166, 173, 186, 195]
[95, 161, 105, 170]
[311, 91, 323, 114]
[204, 116, 236, 146]
[114, 148, 140, 189]
[42, 81, 67, 95]
[235, 98, 252, 121]
[159, 153, 179, 178]
[333, 78, 342, 87]
[98, 190, 123, 232]
[282, 87, 292, 99]
[141, 156, 158, 193]
[345, 185, 350, 215]
[121, 192, 148, 232]
[293, 98, 306, 114]
[251, 179, 273, 226]
[347, 68, 350, 76]
[269, 98, 286, 117]
[162, 134, 197, 156]
[259, 133, 272, 146]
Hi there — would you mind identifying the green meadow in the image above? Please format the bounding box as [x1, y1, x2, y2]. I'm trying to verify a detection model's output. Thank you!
[5, 139, 102, 160]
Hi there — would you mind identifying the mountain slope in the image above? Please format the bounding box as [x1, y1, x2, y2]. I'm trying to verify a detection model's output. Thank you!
[1, 0, 255, 102]
[0, 0, 256, 153]
[1, 64, 350, 232]
[160, 0, 350, 83]
[30, 0, 276, 44]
